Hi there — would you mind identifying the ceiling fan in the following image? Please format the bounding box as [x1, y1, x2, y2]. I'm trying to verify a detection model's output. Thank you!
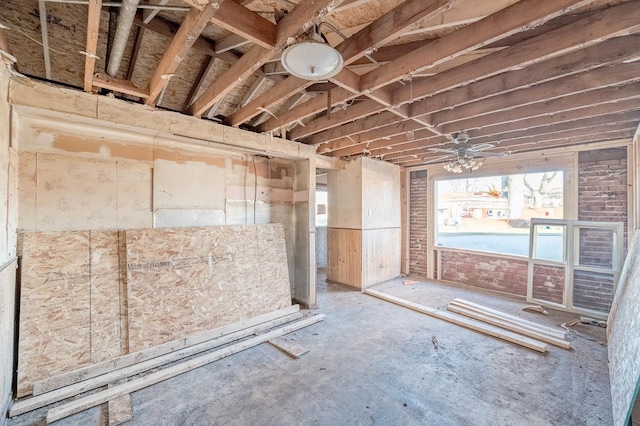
[427, 131, 507, 173]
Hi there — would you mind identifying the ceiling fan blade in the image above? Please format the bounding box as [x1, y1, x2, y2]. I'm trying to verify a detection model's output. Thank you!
[474, 151, 508, 157]
[468, 143, 496, 151]
[428, 148, 457, 154]
[423, 155, 453, 164]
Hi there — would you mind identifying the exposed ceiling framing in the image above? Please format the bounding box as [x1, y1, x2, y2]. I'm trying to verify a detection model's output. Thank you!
[2, 0, 639, 167]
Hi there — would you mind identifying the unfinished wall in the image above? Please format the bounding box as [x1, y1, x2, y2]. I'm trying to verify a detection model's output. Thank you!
[0, 59, 18, 421]
[409, 170, 429, 278]
[327, 158, 401, 288]
[414, 146, 630, 301]
[608, 230, 640, 426]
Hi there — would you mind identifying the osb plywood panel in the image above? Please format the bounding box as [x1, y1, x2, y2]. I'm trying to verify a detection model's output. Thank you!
[125, 224, 291, 351]
[0, 263, 17, 418]
[90, 231, 123, 363]
[17, 152, 37, 231]
[36, 154, 118, 230]
[116, 161, 152, 229]
[608, 230, 640, 426]
[17, 231, 92, 396]
[153, 156, 226, 210]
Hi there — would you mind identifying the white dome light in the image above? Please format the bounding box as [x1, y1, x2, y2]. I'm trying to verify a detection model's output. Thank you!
[281, 41, 344, 80]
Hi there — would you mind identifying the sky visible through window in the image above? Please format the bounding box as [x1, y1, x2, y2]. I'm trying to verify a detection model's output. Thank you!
[436, 172, 564, 258]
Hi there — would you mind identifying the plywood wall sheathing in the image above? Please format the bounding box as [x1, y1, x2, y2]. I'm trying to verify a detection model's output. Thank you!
[17, 231, 92, 397]
[125, 224, 291, 352]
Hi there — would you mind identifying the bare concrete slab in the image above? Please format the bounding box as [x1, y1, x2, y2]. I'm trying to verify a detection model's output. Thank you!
[8, 270, 611, 425]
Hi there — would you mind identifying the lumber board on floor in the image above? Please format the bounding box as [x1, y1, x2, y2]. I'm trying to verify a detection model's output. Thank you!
[11, 311, 304, 417]
[448, 301, 566, 340]
[32, 304, 300, 396]
[451, 298, 566, 338]
[364, 290, 548, 353]
[46, 314, 326, 423]
[446, 305, 571, 349]
[268, 337, 310, 359]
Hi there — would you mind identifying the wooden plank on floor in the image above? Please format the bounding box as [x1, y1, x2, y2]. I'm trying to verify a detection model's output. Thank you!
[46, 314, 326, 423]
[268, 336, 310, 359]
[447, 305, 571, 349]
[448, 301, 566, 340]
[31, 304, 300, 396]
[364, 289, 548, 353]
[11, 311, 304, 417]
[107, 385, 132, 426]
[451, 298, 566, 338]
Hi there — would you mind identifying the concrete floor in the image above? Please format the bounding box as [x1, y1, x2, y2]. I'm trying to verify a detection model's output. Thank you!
[9, 270, 611, 425]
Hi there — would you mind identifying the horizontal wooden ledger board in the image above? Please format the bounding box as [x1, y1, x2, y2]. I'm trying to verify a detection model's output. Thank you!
[46, 314, 327, 423]
[364, 290, 548, 353]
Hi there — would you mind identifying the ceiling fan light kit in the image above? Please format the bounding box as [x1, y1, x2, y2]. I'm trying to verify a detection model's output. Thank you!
[430, 131, 506, 173]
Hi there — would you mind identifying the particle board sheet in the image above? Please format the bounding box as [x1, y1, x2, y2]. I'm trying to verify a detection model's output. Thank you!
[608, 230, 640, 426]
[17, 231, 92, 397]
[125, 224, 291, 352]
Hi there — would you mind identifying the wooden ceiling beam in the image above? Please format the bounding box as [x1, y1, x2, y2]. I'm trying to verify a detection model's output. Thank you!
[336, 0, 455, 65]
[188, 0, 342, 118]
[359, 0, 596, 93]
[181, 0, 276, 48]
[142, 0, 169, 24]
[319, 120, 425, 153]
[362, 0, 591, 90]
[329, 128, 439, 158]
[83, 0, 102, 92]
[440, 82, 640, 134]
[215, 34, 250, 53]
[397, 2, 640, 107]
[394, 123, 637, 165]
[382, 111, 640, 161]
[309, 111, 400, 146]
[236, 0, 454, 128]
[93, 73, 149, 98]
[410, 35, 640, 118]
[145, 4, 220, 106]
[431, 63, 640, 129]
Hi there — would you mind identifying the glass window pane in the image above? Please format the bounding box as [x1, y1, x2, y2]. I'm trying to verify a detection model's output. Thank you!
[533, 224, 565, 262]
[436, 172, 564, 257]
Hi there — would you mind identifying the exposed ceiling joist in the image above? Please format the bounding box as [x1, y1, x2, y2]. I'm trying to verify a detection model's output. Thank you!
[145, 3, 221, 106]
[83, 0, 102, 92]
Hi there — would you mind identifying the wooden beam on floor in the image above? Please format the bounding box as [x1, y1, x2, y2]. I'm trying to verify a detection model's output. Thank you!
[364, 290, 548, 352]
[46, 314, 326, 423]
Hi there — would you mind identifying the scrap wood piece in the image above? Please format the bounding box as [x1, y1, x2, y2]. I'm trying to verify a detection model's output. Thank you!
[580, 317, 607, 328]
[107, 381, 132, 426]
[403, 279, 419, 286]
[364, 290, 547, 353]
[521, 305, 548, 315]
[447, 305, 571, 350]
[45, 314, 326, 423]
[11, 311, 304, 417]
[449, 301, 566, 341]
[268, 336, 310, 359]
[451, 299, 566, 339]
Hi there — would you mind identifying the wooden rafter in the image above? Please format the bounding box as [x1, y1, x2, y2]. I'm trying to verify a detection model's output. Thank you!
[188, 0, 343, 118]
[38, 0, 52, 80]
[83, 0, 102, 92]
[296, 2, 640, 147]
[145, 3, 220, 106]
[231, 0, 455, 128]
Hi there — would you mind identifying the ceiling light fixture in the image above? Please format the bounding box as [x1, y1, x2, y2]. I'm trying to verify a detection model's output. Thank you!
[281, 25, 344, 80]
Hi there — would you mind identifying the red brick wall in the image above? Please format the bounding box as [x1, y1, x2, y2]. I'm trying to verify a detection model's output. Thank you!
[576, 147, 627, 311]
[578, 148, 627, 245]
[532, 264, 565, 304]
[409, 171, 429, 278]
[439, 251, 528, 296]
